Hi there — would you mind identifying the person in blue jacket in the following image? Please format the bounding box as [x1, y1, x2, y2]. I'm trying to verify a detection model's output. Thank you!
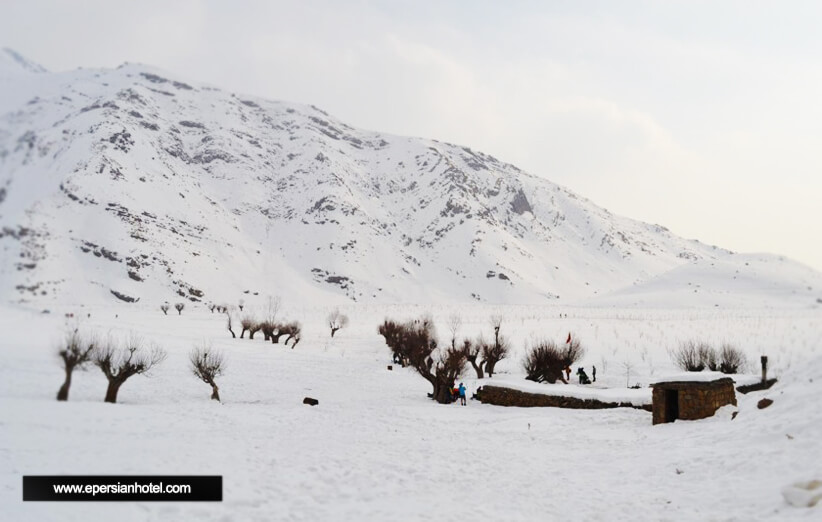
[458, 383, 467, 406]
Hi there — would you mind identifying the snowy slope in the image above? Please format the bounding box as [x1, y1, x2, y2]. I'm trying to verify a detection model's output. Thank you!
[1, 304, 820, 521]
[1, 50, 820, 308]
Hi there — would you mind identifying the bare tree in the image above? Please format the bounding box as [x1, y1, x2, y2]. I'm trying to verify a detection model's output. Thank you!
[160, 303, 169, 315]
[560, 334, 586, 367]
[190, 345, 225, 402]
[174, 302, 185, 315]
[280, 321, 302, 347]
[699, 342, 718, 371]
[259, 320, 276, 341]
[240, 316, 257, 339]
[719, 343, 747, 374]
[482, 334, 509, 377]
[56, 329, 97, 401]
[327, 309, 349, 338]
[670, 340, 721, 372]
[238, 298, 245, 312]
[523, 339, 567, 384]
[490, 314, 503, 347]
[670, 340, 704, 371]
[248, 320, 262, 340]
[379, 316, 465, 403]
[266, 296, 282, 323]
[226, 312, 236, 338]
[447, 313, 462, 350]
[93, 337, 166, 403]
[462, 338, 484, 379]
[622, 359, 636, 388]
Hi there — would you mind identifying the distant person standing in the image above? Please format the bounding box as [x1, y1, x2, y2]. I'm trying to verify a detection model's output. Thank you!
[458, 382, 467, 406]
[593, 365, 597, 383]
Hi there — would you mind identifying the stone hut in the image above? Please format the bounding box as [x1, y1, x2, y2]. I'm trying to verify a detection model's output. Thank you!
[651, 374, 736, 425]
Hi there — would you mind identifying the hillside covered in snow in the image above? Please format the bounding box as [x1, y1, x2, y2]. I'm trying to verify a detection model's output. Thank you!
[1, 48, 820, 308]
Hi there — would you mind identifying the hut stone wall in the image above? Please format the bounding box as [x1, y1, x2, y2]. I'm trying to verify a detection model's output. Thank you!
[652, 378, 736, 425]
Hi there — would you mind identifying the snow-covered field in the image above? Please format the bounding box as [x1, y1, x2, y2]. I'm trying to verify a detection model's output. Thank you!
[1, 302, 820, 521]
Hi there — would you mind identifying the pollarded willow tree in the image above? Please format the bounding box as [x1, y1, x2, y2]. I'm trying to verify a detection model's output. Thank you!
[56, 329, 97, 401]
[93, 336, 167, 403]
[327, 309, 349, 338]
[379, 316, 466, 404]
[190, 345, 225, 402]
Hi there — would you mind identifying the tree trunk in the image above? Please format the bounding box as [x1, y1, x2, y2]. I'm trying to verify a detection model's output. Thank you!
[162, 310, 167, 315]
[210, 382, 221, 402]
[240, 328, 247, 339]
[56, 367, 72, 401]
[468, 356, 484, 379]
[104, 379, 124, 403]
[228, 326, 236, 338]
[262, 331, 270, 341]
[331, 327, 339, 338]
[486, 360, 497, 377]
[434, 383, 452, 404]
[249, 330, 256, 340]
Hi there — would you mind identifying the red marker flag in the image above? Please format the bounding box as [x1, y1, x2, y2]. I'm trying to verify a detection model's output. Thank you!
[566, 333, 571, 344]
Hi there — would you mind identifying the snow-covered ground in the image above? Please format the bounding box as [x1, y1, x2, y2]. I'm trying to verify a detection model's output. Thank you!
[1, 302, 820, 521]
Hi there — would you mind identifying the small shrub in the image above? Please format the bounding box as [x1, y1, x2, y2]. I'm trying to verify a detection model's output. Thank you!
[174, 302, 185, 315]
[719, 343, 747, 374]
[160, 303, 169, 315]
[671, 340, 705, 371]
[698, 342, 717, 371]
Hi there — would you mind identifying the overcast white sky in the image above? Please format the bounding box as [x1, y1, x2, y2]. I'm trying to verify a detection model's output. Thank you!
[2, 0, 821, 271]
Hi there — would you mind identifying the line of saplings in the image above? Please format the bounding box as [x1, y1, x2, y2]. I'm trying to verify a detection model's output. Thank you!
[222, 308, 350, 346]
[669, 340, 748, 374]
[56, 329, 225, 404]
[378, 314, 585, 404]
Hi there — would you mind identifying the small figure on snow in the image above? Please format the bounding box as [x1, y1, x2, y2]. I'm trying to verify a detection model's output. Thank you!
[458, 382, 467, 406]
[577, 367, 591, 385]
[592, 365, 597, 383]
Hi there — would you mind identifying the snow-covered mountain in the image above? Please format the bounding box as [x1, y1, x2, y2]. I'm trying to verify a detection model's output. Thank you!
[1, 49, 820, 307]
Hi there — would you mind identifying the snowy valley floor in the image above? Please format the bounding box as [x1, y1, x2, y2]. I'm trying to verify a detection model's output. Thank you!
[1, 304, 820, 521]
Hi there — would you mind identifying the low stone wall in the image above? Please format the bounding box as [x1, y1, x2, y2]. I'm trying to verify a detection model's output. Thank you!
[477, 385, 651, 412]
[737, 378, 777, 394]
[652, 378, 736, 425]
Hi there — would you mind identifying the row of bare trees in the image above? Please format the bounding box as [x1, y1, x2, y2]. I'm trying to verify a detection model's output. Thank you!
[57, 329, 227, 404]
[160, 302, 185, 315]
[225, 297, 302, 348]
[56, 330, 166, 403]
[670, 340, 748, 374]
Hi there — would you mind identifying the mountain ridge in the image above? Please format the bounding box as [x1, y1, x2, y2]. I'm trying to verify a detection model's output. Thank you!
[1, 51, 820, 308]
